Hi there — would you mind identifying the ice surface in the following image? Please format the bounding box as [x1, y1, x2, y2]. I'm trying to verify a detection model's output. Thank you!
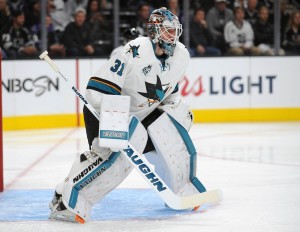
[1, 123, 300, 232]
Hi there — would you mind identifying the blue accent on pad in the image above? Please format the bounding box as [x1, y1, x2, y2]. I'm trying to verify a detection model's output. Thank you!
[69, 152, 120, 209]
[87, 79, 121, 95]
[168, 116, 207, 193]
[128, 116, 139, 139]
[99, 130, 128, 140]
[69, 117, 141, 209]
[0, 189, 205, 221]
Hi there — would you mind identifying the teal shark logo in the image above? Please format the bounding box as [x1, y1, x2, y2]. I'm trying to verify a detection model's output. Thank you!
[127, 44, 140, 58]
[138, 75, 171, 107]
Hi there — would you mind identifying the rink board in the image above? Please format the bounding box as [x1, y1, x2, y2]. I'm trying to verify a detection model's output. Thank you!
[2, 57, 300, 130]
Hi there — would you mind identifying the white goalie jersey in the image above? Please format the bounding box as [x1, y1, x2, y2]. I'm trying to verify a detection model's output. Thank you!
[85, 36, 190, 121]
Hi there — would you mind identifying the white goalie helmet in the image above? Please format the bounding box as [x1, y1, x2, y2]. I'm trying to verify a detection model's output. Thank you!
[147, 7, 183, 56]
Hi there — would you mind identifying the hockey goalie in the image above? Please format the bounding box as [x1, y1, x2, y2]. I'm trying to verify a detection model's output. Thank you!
[49, 7, 212, 223]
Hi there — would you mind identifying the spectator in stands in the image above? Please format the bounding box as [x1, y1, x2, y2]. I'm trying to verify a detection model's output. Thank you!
[283, 10, 300, 54]
[8, 0, 26, 15]
[234, 0, 247, 9]
[25, 0, 40, 29]
[253, 6, 285, 55]
[65, 0, 89, 19]
[290, 0, 300, 10]
[281, 0, 300, 14]
[99, 0, 112, 10]
[191, 0, 214, 13]
[245, 0, 258, 25]
[0, 0, 10, 60]
[280, 0, 300, 39]
[135, 2, 151, 36]
[31, 14, 65, 57]
[206, 0, 233, 53]
[2, 11, 38, 58]
[260, 0, 273, 10]
[62, 7, 102, 57]
[0, 46, 7, 59]
[87, 0, 100, 21]
[167, 0, 182, 22]
[47, 0, 71, 33]
[87, 0, 108, 28]
[0, 0, 11, 39]
[87, 0, 111, 56]
[190, 8, 221, 56]
[224, 6, 260, 55]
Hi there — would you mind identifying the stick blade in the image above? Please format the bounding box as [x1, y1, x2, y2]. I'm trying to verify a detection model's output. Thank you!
[180, 189, 223, 209]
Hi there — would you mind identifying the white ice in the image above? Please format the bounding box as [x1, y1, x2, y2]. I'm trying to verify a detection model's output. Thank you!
[1, 122, 300, 232]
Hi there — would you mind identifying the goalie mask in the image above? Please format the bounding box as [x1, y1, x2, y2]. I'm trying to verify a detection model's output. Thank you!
[147, 7, 182, 56]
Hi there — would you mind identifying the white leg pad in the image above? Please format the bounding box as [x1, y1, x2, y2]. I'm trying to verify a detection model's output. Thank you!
[158, 100, 193, 131]
[147, 113, 206, 197]
[54, 116, 147, 221]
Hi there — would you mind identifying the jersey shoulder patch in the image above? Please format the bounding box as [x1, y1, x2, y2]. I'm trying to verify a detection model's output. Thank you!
[123, 37, 152, 59]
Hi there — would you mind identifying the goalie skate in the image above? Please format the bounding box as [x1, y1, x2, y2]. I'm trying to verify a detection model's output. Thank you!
[49, 192, 85, 224]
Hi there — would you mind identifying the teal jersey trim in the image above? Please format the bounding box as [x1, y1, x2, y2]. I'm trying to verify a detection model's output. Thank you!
[87, 79, 121, 95]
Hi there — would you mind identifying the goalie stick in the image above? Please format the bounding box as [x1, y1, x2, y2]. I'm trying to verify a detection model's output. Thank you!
[39, 51, 222, 210]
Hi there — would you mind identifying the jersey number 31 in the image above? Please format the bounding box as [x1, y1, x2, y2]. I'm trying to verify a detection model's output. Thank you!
[110, 59, 125, 76]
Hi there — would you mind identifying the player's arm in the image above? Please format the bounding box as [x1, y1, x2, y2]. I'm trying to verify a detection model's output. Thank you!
[85, 42, 133, 113]
[84, 45, 133, 148]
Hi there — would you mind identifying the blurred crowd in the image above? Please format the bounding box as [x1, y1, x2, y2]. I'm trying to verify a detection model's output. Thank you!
[0, 0, 300, 59]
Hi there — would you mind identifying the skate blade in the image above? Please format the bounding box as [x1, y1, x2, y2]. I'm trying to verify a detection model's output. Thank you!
[49, 212, 85, 224]
[193, 205, 200, 211]
[75, 215, 85, 224]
